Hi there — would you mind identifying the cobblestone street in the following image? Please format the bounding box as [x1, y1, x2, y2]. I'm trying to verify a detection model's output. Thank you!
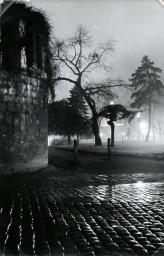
[0, 172, 164, 256]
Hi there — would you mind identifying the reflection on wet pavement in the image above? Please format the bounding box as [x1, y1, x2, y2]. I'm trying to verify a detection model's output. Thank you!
[0, 174, 164, 255]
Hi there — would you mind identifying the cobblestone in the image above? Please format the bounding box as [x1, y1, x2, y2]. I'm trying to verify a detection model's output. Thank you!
[0, 173, 164, 255]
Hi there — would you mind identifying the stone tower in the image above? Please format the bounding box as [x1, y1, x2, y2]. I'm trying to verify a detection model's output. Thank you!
[0, 2, 52, 174]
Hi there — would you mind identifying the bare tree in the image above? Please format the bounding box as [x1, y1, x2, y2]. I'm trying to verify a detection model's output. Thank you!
[53, 25, 124, 146]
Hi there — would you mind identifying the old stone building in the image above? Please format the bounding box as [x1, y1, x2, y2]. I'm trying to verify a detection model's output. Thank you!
[0, 2, 52, 173]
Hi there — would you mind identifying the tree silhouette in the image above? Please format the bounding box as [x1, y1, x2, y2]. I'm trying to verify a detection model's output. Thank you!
[98, 104, 132, 146]
[68, 86, 88, 119]
[53, 25, 124, 146]
[68, 86, 91, 142]
[48, 99, 91, 144]
[129, 56, 164, 142]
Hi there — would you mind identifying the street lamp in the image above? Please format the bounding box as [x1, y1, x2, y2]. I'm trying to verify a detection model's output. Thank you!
[136, 113, 141, 119]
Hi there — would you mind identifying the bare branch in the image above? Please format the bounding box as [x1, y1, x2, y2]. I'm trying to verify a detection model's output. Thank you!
[84, 79, 126, 94]
[55, 77, 76, 84]
[52, 26, 115, 79]
[70, 43, 77, 62]
[81, 40, 114, 73]
[70, 25, 92, 46]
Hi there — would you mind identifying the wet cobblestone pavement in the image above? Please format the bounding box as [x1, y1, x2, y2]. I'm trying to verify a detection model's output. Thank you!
[1, 173, 164, 256]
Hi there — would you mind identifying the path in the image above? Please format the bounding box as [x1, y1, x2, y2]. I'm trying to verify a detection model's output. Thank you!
[49, 147, 164, 174]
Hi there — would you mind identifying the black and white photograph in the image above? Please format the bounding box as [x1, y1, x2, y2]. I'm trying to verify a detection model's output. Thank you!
[1, 0, 164, 255]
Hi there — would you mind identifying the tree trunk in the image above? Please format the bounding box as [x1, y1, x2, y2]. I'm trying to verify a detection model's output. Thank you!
[110, 122, 115, 147]
[68, 135, 71, 145]
[76, 132, 79, 145]
[92, 116, 102, 146]
[145, 99, 151, 142]
[75, 79, 102, 146]
[75, 80, 102, 146]
[159, 121, 162, 141]
[153, 125, 155, 142]
[137, 120, 140, 141]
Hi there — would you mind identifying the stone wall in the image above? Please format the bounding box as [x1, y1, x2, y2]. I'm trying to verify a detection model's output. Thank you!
[0, 71, 48, 174]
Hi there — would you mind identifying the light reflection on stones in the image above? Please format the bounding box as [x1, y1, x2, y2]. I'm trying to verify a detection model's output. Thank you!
[64, 182, 164, 203]
[0, 178, 164, 255]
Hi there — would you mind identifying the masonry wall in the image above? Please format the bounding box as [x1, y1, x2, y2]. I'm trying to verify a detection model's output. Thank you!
[0, 71, 48, 174]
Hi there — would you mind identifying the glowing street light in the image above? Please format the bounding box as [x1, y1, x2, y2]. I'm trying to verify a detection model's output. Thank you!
[135, 181, 144, 187]
[136, 112, 141, 119]
[139, 121, 148, 135]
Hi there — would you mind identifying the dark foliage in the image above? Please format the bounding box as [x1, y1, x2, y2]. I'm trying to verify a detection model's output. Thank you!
[1, 2, 56, 98]
[48, 99, 91, 138]
[129, 55, 164, 141]
[68, 86, 88, 119]
[98, 104, 132, 121]
[130, 55, 163, 109]
[97, 104, 132, 146]
[1, 2, 51, 70]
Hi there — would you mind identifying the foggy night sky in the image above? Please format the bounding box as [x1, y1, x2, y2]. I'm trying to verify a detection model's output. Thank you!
[29, 0, 164, 97]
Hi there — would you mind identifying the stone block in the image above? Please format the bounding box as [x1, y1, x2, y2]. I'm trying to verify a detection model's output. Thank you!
[14, 117, 20, 133]
[20, 116, 25, 132]
[22, 104, 28, 113]
[0, 112, 4, 120]
[31, 78, 38, 86]
[0, 103, 7, 112]
[3, 95, 8, 102]
[32, 91, 37, 98]
[5, 115, 13, 124]
[14, 103, 21, 112]
[33, 99, 38, 105]
[9, 88, 16, 95]
[24, 90, 28, 97]
[0, 88, 8, 94]
[14, 97, 21, 103]
[22, 84, 27, 92]
[0, 164, 5, 174]
[7, 102, 14, 112]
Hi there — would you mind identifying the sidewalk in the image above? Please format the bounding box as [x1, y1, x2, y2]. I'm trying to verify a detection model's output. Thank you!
[55, 141, 164, 160]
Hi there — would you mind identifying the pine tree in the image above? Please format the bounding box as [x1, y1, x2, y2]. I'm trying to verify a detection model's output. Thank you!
[48, 95, 91, 145]
[68, 86, 88, 118]
[67, 86, 90, 142]
[130, 55, 164, 141]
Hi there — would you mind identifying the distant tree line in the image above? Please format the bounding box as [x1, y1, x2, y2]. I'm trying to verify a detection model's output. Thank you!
[48, 86, 92, 145]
